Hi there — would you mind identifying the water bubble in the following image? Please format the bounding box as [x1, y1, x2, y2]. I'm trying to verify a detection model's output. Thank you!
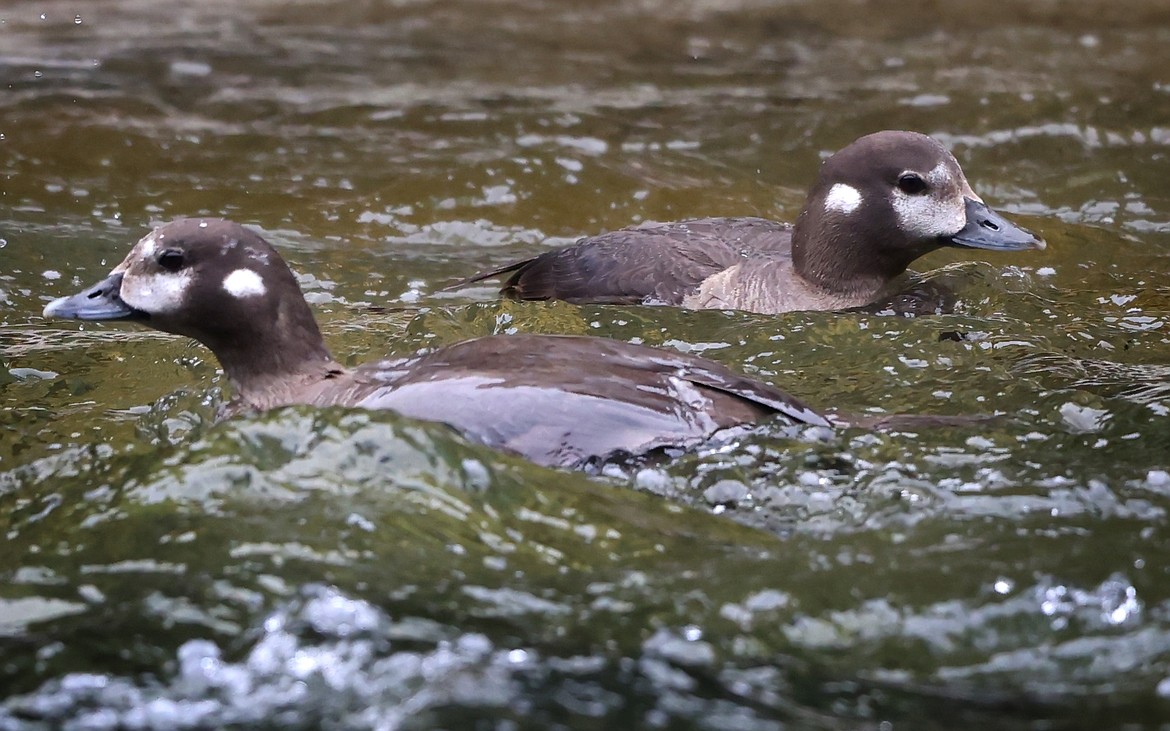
[993, 578, 1014, 594]
[1039, 585, 1069, 616]
[345, 513, 375, 532]
[1158, 677, 1170, 698]
[74, 14, 82, 24]
[33, 70, 43, 79]
[1099, 578, 1140, 626]
[39, 13, 46, 20]
[506, 649, 528, 664]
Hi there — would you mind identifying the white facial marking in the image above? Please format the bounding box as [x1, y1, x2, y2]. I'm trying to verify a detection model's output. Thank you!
[138, 232, 158, 259]
[891, 162, 966, 238]
[119, 270, 194, 314]
[112, 231, 162, 276]
[925, 161, 951, 187]
[824, 183, 863, 215]
[222, 268, 266, 299]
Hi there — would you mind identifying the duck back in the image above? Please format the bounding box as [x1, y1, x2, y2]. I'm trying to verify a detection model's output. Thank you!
[461, 217, 793, 305]
[312, 334, 823, 467]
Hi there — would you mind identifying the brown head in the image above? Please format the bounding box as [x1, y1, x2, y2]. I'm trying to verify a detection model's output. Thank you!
[43, 219, 337, 397]
[791, 130, 1044, 295]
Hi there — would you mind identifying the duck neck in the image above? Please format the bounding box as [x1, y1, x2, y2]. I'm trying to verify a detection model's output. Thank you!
[790, 208, 916, 299]
[200, 298, 345, 408]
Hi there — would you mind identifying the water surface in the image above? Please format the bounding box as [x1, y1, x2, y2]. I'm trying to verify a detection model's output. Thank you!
[3, 0, 1170, 727]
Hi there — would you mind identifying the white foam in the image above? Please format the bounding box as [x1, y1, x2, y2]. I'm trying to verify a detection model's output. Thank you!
[223, 268, 266, 299]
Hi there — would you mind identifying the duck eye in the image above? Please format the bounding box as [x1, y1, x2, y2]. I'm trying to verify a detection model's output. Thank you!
[897, 173, 928, 195]
[157, 249, 185, 272]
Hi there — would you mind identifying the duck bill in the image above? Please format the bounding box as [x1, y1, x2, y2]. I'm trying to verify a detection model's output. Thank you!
[949, 197, 1046, 251]
[42, 272, 145, 321]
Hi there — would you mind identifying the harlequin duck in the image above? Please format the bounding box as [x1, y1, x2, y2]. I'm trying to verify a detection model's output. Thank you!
[452, 130, 1044, 313]
[43, 219, 838, 468]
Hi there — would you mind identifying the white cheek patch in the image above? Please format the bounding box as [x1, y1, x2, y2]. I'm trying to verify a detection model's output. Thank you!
[892, 161, 967, 237]
[892, 188, 967, 238]
[824, 183, 863, 215]
[222, 268, 266, 299]
[119, 270, 194, 314]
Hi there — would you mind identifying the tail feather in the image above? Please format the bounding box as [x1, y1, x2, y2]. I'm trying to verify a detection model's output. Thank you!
[441, 258, 533, 292]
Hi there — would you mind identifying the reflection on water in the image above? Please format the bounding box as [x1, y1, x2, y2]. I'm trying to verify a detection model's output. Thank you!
[2, 0, 1170, 727]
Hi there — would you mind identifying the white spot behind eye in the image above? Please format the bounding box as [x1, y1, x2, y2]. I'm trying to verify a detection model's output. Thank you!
[824, 183, 863, 215]
[223, 268, 266, 299]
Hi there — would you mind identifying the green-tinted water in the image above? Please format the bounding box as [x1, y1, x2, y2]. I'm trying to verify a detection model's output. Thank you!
[3, 1, 1170, 727]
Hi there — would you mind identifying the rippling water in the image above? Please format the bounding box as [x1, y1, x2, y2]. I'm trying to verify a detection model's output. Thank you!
[3, 0, 1170, 728]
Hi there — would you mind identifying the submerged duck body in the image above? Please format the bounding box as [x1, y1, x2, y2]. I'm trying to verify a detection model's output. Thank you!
[456, 130, 1045, 314]
[42, 219, 828, 468]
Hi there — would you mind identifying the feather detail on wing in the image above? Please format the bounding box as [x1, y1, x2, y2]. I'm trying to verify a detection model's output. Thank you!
[446, 217, 793, 305]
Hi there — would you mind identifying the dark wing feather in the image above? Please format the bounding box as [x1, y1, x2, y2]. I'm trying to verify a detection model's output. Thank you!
[639, 351, 830, 427]
[347, 334, 827, 466]
[447, 217, 793, 305]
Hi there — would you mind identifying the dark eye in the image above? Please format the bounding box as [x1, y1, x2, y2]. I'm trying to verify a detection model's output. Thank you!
[897, 173, 928, 195]
[157, 249, 185, 271]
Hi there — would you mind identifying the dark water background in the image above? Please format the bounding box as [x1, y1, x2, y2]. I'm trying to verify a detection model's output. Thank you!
[2, 1, 1170, 728]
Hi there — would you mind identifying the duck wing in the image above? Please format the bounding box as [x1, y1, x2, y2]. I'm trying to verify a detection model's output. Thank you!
[449, 217, 793, 305]
[345, 334, 825, 467]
